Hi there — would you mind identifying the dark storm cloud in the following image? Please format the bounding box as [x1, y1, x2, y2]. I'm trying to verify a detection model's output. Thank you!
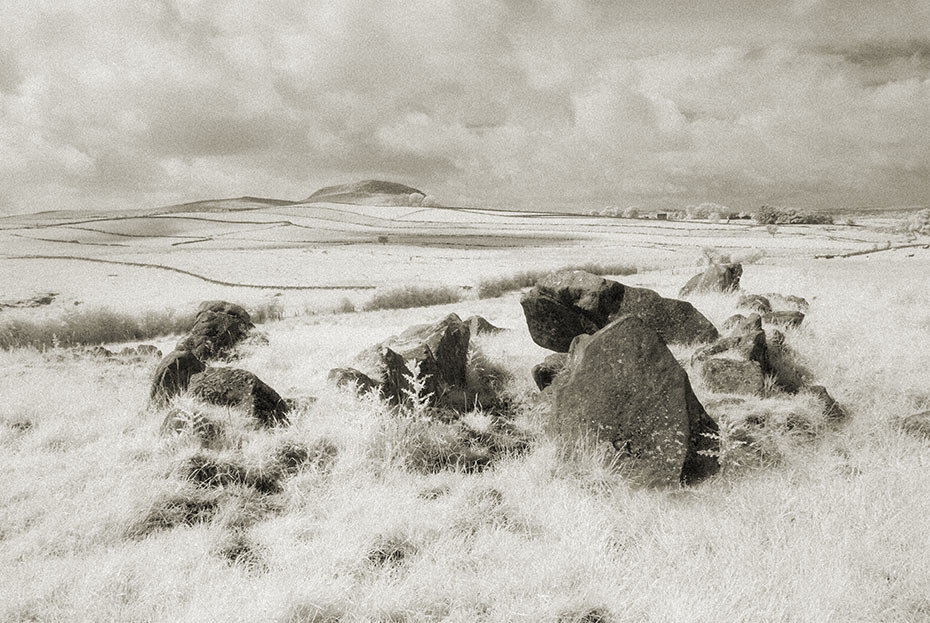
[1, 0, 929, 215]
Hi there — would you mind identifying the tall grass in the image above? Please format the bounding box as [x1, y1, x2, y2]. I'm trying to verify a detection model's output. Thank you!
[0, 300, 291, 351]
[0, 308, 195, 350]
[477, 262, 637, 299]
[361, 285, 464, 311]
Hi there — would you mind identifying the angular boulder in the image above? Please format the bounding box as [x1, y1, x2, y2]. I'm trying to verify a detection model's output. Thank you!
[177, 300, 254, 361]
[150, 350, 206, 405]
[679, 263, 742, 297]
[521, 270, 718, 352]
[188, 367, 289, 426]
[550, 316, 719, 486]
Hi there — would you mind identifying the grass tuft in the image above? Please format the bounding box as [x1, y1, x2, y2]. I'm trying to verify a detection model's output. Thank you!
[361, 285, 464, 311]
[126, 487, 222, 539]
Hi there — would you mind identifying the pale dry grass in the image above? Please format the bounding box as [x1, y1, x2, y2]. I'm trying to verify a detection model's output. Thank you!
[2, 257, 930, 621]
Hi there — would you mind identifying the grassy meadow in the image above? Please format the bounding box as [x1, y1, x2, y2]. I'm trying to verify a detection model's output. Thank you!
[2, 206, 930, 622]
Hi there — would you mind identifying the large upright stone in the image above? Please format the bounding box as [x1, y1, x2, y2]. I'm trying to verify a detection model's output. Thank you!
[550, 316, 720, 486]
[521, 270, 718, 352]
[679, 263, 742, 297]
[177, 300, 254, 361]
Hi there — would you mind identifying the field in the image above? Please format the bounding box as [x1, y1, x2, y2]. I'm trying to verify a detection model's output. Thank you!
[2, 200, 930, 622]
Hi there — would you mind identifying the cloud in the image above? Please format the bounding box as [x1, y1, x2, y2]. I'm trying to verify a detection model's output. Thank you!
[0, 0, 929, 214]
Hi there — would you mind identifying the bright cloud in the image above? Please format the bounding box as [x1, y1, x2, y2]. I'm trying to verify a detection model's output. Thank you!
[1, 0, 929, 214]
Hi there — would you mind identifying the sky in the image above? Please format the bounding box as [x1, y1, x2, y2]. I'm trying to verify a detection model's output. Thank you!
[1, 0, 929, 215]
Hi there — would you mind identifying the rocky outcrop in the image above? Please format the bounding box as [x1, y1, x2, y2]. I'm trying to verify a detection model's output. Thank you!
[549, 316, 719, 486]
[520, 270, 718, 352]
[177, 300, 254, 361]
[679, 263, 742, 297]
[332, 313, 479, 412]
[150, 350, 206, 405]
[188, 367, 289, 426]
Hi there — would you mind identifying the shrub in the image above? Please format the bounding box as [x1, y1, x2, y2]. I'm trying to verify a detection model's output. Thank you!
[249, 300, 285, 323]
[904, 208, 930, 236]
[0, 307, 194, 350]
[754, 205, 834, 225]
[477, 262, 637, 299]
[361, 285, 464, 311]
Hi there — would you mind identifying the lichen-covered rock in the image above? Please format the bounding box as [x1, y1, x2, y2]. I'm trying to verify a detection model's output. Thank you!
[150, 350, 206, 405]
[550, 316, 719, 486]
[188, 367, 289, 425]
[176, 300, 254, 361]
[699, 358, 765, 395]
[521, 270, 718, 352]
[679, 263, 742, 297]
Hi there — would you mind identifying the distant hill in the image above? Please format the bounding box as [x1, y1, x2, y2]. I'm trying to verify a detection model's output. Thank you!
[304, 180, 428, 206]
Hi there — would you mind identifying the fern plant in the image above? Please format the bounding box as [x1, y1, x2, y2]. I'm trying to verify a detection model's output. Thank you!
[401, 359, 434, 419]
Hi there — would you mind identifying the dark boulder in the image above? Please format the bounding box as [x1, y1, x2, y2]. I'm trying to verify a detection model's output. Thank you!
[177, 300, 254, 361]
[521, 270, 718, 352]
[763, 311, 805, 328]
[679, 263, 742, 297]
[550, 316, 719, 486]
[532, 353, 568, 390]
[150, 350, 206, 405]
[188, 367, 289, 426]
